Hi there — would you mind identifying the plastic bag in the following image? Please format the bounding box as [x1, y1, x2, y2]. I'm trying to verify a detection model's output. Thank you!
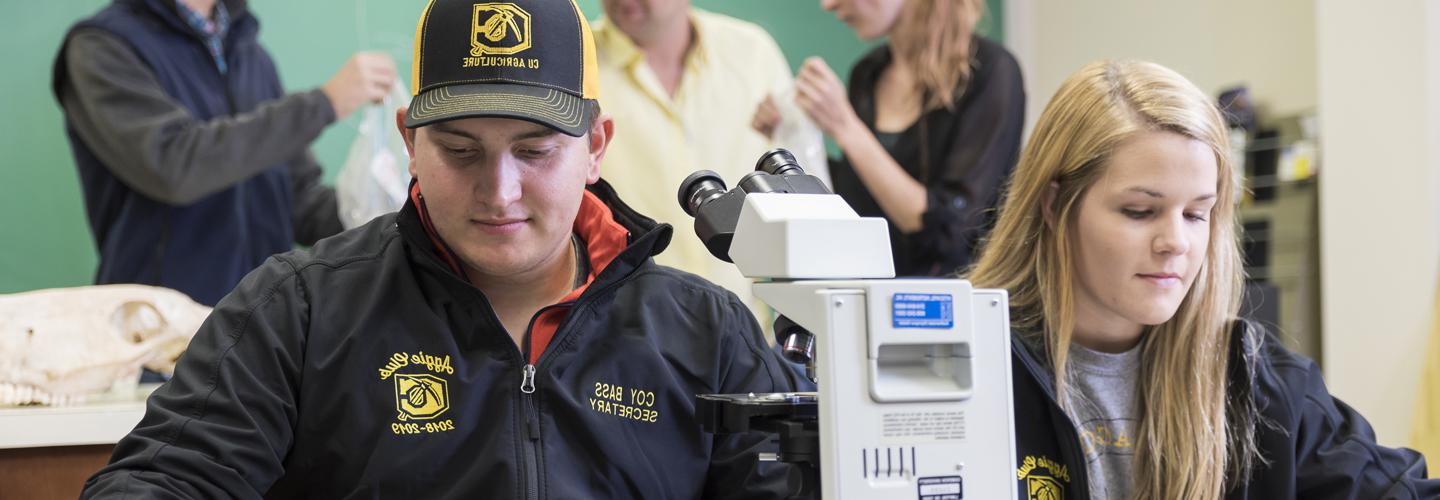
[771, 85, 832, 188]
[337, 84, 413, 229]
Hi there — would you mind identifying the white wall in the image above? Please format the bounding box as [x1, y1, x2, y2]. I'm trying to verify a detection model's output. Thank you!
[1006, 0, 1316, 134]
[1317, 0, 1440, 447]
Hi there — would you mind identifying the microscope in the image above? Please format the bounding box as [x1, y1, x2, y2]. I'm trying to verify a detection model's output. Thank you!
[679, 150, 1018, 499]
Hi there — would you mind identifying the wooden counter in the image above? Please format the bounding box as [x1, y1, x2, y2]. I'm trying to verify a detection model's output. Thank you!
[0, 385, 158, 500]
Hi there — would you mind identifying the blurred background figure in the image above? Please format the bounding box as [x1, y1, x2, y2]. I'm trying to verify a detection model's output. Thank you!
[594, 0, 815, 322]
[51, 0, 396, 305]
[757, 0, 1024, 277]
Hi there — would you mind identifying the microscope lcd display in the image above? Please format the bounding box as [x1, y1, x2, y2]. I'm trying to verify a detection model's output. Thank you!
[892, 294, 954, 329]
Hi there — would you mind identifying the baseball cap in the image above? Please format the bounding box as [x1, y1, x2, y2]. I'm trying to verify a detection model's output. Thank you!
[404, 0, 600, 136]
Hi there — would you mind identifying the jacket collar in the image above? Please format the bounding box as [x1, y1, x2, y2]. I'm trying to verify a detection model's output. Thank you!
[1010, 330, 1058, 399]
[397, 178, 672, 295]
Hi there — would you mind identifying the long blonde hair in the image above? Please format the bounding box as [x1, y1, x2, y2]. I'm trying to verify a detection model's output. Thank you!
[967, 60, 1259, 498]
[889, 0, 984, 111]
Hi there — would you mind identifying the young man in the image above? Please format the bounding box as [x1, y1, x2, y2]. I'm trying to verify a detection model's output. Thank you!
[53, 0, 397, 306]
[80, 0, 799, 497]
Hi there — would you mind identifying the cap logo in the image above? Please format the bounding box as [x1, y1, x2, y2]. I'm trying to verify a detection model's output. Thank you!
[464, 3, 540, 69]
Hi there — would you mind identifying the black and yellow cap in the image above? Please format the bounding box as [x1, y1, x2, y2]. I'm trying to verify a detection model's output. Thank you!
[405, 0, 600, 136]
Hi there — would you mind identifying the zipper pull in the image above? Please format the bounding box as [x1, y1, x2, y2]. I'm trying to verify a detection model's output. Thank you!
[527, 415, 541, 441]
[520, 364, 536, 394]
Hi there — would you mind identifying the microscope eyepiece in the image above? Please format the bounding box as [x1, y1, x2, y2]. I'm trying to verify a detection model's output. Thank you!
[755, 149, 805, 177]
[774, 315, 816, 366]
[675, 148, 831, 264]
[678, 170, 728, 217]
[781, 332, 817, 365]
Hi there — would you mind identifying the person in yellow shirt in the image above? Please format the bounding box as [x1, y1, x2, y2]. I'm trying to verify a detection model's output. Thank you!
[594, 0, 822, 325]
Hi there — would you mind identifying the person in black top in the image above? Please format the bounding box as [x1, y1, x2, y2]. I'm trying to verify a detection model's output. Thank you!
[968, 59, 1439, 499]
[753, 0, 1025, 276]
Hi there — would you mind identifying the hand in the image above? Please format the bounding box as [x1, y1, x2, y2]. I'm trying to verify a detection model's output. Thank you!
[321, 52, 398, 120]
[751, 94, 781, 140]
[794, 57, 862, 141]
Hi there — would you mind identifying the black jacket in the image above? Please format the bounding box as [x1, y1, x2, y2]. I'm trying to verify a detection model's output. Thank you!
[830, 36, 1025, 277]
[82, 181, 800, 499]
[1010, 321, 1440, 499]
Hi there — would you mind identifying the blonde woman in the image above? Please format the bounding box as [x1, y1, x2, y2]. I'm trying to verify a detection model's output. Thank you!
[753, 0, 1024, 277]
[969, 60, 1440, 499]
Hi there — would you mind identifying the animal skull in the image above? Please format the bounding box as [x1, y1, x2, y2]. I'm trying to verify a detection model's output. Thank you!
[0, 284, 210, 406]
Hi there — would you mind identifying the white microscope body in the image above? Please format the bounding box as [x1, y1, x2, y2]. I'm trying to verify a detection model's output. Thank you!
[683, 150, 1018, 500]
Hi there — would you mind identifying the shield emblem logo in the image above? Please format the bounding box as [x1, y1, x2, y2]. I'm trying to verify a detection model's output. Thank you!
[471, 3, 532, 57]
[394, 373, 450, 420]
[1027, 476, 1063, 500]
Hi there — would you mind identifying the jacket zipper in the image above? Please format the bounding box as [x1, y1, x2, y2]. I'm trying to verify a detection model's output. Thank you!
[512, 272, 643, 500]
[1012, 340, 1092, 497]
[519, 363, 540, 500]
[518, 310, 550, 500]
[401, 234, 644, 499]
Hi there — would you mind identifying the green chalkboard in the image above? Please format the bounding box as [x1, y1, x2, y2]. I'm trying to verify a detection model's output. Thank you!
[0, 0, 1000, 294]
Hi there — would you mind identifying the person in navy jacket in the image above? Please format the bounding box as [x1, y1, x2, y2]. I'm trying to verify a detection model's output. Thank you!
[53, 0, 396, 305]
